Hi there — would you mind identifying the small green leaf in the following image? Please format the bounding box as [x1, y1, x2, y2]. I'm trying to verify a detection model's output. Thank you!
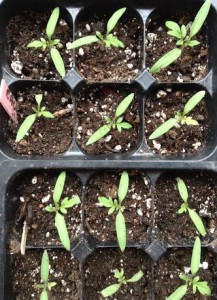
[116, 210, 126, 252]
[16, 114, 36, 142]
[106, 35, 125, 48]
[46, 7, 60, 40]
[60, 207, 67, 214]
[149, 118, 178, 140]
[45, 206, 56, 213]
[190, 0, 211, 38]
[67, 35, 99, 49]
[48, 282, 57, 290]
[50, 39, 60, 46]
[53, 171, 66, 204]
[150, 48, 182, 74]
[101, 283, 121, 298]
[119, 122, 132, 130]
[127, 270, 144, 283]
[167, 30, 182, 39]
[35, 94, 43, 106]
[187, 40, 200, 47]
[176, 40, 184, 46]
[183, 91, 205, 116]
[181, 25, 187, 38]
[86, 124, 111, 145]
[98, 197, 114, 208]
[176, 178, 188, 203]
[166, 284, 188, 300]
[50, 48, 66, 78]
[195, 281, 211, 295]
[40, 290, 48, 300]
[165, 21, 181, 32]
[118, 171, 129, 203]
[107, 7, 126, 35]
[61, 196, 80, 208]
[27, 40, 43, 48]
[182, 116, 199, 126]
[191, 237, 201, 275]
[55, 212, 70, 251]
[41, 250, 49, 282]
[188, 208, 206, 236]
[178, 204, 187, 214]
[179, 274, 190, 282]
[41, 111, 55, 118]
[108, 206, 116, 215]
[115, 93, 134, 118]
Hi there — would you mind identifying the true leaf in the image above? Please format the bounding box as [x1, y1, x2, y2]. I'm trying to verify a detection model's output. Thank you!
[41, 111, 55, 118]
[183, 117, 199, 126]
[149, 118, 178, 140]
[176, 178, 188, 203]
[60, 207, 67, 214]
[86, 124, 111, 145]
[165, 21, 181, 32]
[16, 114, 36, 142]
[119, 122, 132, 129]
[127, 270, 144, 283]
[41, 250, 49, 282]
[167, 30, 182, 39]
[179, 274, 190, 282]
[50, 48, 66, 78]
[190, 0, 211, 38]
[98, 197, 114, 208]
[101, 283, 121, 297]
[188, 208, 206, 236]
[48, 282, 57, 290]
[53, 171, 66, 204]
[166, 285, 188, 300]
[118, 171, 129, 203]
[195, 281, 211, 295]
[107, 7, 126, 35]
[191, 237, 201, 275]
[40, 290, 48, 300]
[108, 206, 116, 215]
[55, 212, 70, 251]
[183, 91, 205, 116]
[187, 40, 200, 47]
[116, 211, 126, 252]
[27, 40, 43, 48]
[181, 25, 187, 38]
[45, 206, 56, 213]
[150, 48, 182, 74]
[35, 94, 43, 106]
[46, 7, 60, 40]
[67, 35, 99, 49]
[115, 93, 134, 118]
[177, 40, 184, 46]
[61, 196, 80, 208]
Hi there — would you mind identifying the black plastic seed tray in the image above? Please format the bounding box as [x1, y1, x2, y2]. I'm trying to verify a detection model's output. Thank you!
[0, 0, 217, 299]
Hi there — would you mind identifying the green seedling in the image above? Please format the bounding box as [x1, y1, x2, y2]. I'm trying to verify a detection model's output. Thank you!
[67, 7, 126, 50]
[149, 90, 205, 140]
[27, 7, 66, 78]
[166, 237, 211, 300]
[176, 177, 206, 236]
[86, 93, 134, 146]
[37, 250, 57, 300]
[101, 268, 144, 298]
[45, 171, 80, 251]
[98, 171, 129, 252]
[16, 94, 54, 143]
[150, 0, 211, 74]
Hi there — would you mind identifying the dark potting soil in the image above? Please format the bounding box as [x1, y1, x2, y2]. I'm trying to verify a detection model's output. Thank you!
[10, 171, 82, 247]
[74, 10, 143, 82]
[85, 171, 152, 243]
[11, 249, 80, 300]
[153, 249, 217, 300]
[145, 88, 208, 155]
[83, 248, 151, 300]
[146, 10, 208, 82]
[154, 172, 217, 245]
[76, 85, 141, 154]
[8, 83, 73, 155]
[6, 9, 73, 80]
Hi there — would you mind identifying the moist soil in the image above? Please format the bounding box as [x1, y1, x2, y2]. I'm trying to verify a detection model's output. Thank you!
[153, 248, 217, 299]
[11, 249, 80, 300]
[145, 88, 208, 155]
[83, 248, 151, 300]
[8, 83, 73, 155]
[74, 10, 143, 83]
[154, 172, 217, 245]
[76, 85, 141, 154]
[146, 10, 208, 82]
[85, 171, 152, 243]
[10, 171, 82, 247]
[6, 9, 73, 80]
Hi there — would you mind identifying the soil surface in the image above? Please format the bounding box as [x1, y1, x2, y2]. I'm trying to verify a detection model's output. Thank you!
[11, 249, 80, 300]
[6, 9, 73, 80]
[74, 10, 143, 82]
[85, 171, 152, 243]
[145, 88, 208, 155]
[154, 248, 217, 299]
[76, 85, 141, 154]
[83, 248, 151, 300]
[146, 10, 208, 82]
[154, 172, 217, 245]
[8, 83, 73, 155]
[10, 171, 82, 247]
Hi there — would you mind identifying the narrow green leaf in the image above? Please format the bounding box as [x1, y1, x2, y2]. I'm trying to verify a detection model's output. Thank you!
[116, 211, 126, 252]
[127, 270, 144, 283]
[195, 281, 211, 295]
[86, 124, 111, 145]
[149, 118, 178, 140]
[27, 40, 43, 48]
[150, 48, 182, 74]
[61, 196, 80, 208]
[107, 7, 126, 35]
[41, 250, 49, 282]
[55, 212, 70, 251]
[191, 237, 201, 275]
[166, 285, 188, 300]
[40, 290, 48, 300]
[181, 25, 187, 38]
[67, 35, 99, 49]
[98, 197, 114, 208]
[16, 114, 36, 142]
[53, 171, 66, 204]
[46, 7, 60, 40]
[50, 48, 66, 78]
[119, 122, 132, 129]
[165, 21, 181, 32]
[190, 0, 211, 38]
[176, 178, 188, 203]
[188, 209, 206, 236]
[41, 111, 55, 118]
[183, 91, 205, 116]
[118, 171, 129, 203]
[115, 93, 134, 118]
[101, 283, 121, 298]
